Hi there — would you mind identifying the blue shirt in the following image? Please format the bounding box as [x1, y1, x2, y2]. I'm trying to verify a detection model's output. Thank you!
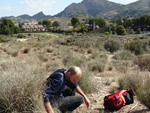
[43, 69, 77, 104]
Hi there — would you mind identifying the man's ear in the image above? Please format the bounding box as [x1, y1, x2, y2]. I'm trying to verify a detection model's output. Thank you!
[66, 71, 71, 77]
[67, 72, 71, 77]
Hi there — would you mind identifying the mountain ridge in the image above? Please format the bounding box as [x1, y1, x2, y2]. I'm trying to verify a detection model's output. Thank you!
[6, 0, 150, 20]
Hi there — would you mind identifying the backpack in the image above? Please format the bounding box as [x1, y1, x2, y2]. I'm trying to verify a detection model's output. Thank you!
[104, 89, 134, 110]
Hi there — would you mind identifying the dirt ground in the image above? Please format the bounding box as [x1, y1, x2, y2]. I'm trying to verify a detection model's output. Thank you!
[74, 54, 150, 113]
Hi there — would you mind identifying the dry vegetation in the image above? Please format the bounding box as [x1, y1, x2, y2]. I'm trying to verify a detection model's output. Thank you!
[0, 32, 150, 113]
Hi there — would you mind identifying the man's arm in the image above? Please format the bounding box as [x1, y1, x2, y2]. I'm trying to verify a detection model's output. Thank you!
[44, 102, 54, 113]
[75, 85, 90, 108]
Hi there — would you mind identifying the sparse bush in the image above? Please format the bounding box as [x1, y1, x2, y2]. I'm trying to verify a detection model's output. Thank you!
[88, 60, 105, 72]
[62, 53, 86, 67]
[113, 50, 134, 60]
[77, 69, 93, 94]
[38, 54, 49, 62]
[6, 49, 18, 57]
[0, 58, 46, 112]
[133, 54, 150, 71]
[17, 33, 24, 38]
[118, 74, 150, 109]
[104, 39, 121, 53]
[124, 40, 143, 55]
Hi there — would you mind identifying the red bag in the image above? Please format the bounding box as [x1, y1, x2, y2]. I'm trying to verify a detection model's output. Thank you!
[104, 89, 133, 110]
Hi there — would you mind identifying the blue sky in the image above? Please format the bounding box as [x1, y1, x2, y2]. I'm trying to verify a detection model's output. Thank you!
[0, 0, 138, 18]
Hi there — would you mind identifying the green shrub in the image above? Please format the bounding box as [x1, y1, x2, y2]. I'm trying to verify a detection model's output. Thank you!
[104, 32, 110, 35]
[88, 60, 106, 72]
[116, 25, 126, 35]
[124, 40, 143, 55]
[133, 54, 150, 71]
[136, 28, 142, 34]
[62, 53, 85, 67]
[17, 33, 24, 38]
[0, 35, 3, 42]
[104, 39, 121, 53]
[113, 50, 134, 60]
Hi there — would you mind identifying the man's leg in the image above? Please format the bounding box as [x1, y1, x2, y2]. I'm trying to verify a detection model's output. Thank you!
[58, 95, 83, 113]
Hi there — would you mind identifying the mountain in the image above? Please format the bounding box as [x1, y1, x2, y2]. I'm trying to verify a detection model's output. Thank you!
[55, 0, 121, 17]
[17, 11, 51, 20]
[18, 14, 31, 20]
[55, 0, 150, 19]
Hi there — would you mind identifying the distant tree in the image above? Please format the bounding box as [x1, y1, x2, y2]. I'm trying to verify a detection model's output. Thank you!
[0, 35, 2, 42]
[71, 16, 80, 28]
[136, 28, 142, 34]
[89, 18, 106, 28]
[0, 17, 19, 35]
[116, 25, 126, 35]
[42, 19, 52, 31]
[14, 26, 20, 34]
[38, 21, 43, 25]
[52, 21, 59, 30]
[110, 25, 117, 34]
[2, 25, 11, 35]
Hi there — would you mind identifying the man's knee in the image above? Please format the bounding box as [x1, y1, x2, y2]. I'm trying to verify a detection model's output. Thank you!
[76, 95, 84, 105]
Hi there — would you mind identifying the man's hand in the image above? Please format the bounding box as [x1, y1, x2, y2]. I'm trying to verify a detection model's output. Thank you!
[75, 86, 91, 108]
[84, 97, 90, 108]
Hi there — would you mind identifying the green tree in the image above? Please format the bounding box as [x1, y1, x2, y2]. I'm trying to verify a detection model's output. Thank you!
[0, 35, 3, 42]
[0, 17, 19, 35]
[71, 16, 80, 28]
[89, 18, 106, 27]
[2, 25, 11, 35]
[52, 21, 59, 30]
[116, 25, 126, 35]
[42, 19, 52, 31]
[14, 26, 20, 34]
[110, 25, 117, 34]
[38, 21, 43, 25]
[124, 40, 143, 55]
[136, 28, 142, 34]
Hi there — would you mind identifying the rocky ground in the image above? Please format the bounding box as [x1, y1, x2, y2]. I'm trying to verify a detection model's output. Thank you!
[74, 54, 150, 113]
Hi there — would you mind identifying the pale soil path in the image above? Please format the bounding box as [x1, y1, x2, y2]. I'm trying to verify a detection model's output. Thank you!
[74, 54, 149, 113]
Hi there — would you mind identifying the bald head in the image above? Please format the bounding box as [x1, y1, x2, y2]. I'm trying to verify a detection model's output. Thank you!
[67, 66, 82, 76]
[66, 66, 82, 84]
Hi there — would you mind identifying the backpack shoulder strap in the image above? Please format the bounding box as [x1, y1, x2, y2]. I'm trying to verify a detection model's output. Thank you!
[46, 72, 64, 86]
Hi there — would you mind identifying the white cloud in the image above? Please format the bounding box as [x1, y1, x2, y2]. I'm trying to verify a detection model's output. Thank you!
[25, 0, 56, 13]
[109, 0, 138, 4]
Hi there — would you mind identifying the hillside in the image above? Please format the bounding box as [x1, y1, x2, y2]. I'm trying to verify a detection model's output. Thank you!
[0, 33, 150, 112]
[55, 0, 150, 19]
[55, 0, 121, 17]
